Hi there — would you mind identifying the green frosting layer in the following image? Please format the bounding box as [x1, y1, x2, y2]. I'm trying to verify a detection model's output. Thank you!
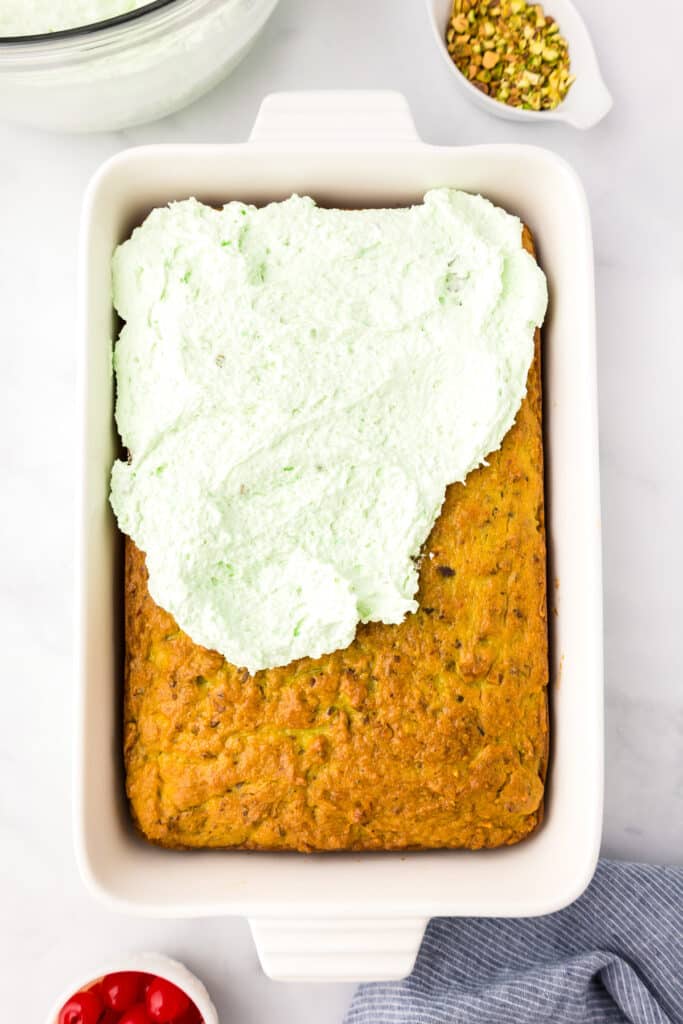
[111, 190, 547, 672]
[0, 1, 147, 34]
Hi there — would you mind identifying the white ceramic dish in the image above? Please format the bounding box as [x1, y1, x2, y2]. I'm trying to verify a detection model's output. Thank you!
[0, 0, 280, 133]
[45, 952, 217, 1024]
[426, 0, 612, 128]
[76, 90, 603, 983]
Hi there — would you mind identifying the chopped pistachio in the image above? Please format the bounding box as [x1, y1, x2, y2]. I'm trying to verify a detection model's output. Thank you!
[445, 0, 573, 110]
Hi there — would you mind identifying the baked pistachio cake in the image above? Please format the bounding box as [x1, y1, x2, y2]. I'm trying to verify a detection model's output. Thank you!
[113, 193, 549, 851]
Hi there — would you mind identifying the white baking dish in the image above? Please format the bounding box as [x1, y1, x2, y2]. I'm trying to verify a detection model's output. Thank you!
[75, 91, 603, 983]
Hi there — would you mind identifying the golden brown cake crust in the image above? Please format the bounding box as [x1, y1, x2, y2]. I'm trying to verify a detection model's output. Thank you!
[123, 227, 548, 853]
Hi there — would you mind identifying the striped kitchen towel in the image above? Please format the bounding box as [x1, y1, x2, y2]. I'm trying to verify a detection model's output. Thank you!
[345, 860, 683, 1024]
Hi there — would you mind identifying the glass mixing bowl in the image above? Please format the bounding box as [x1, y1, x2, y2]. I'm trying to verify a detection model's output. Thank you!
[0, 0, 280, 132]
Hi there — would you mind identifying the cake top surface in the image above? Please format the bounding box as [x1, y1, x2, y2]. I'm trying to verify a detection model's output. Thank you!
[111, 189, 547, 672]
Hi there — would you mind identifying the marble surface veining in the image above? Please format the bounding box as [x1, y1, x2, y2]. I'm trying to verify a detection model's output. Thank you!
[0, 0, 681, 1021]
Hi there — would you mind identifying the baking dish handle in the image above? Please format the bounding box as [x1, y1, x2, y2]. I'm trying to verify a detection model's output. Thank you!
[249, 90, 420, 145]
[249, 915, 428, 982]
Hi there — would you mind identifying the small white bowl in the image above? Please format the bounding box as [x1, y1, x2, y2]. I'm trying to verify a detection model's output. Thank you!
[45, 952, 218, 1024]
[426, 0, 612, 128]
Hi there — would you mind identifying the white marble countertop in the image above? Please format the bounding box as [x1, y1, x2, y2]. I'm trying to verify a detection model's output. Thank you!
[1, 0, 681, 1021]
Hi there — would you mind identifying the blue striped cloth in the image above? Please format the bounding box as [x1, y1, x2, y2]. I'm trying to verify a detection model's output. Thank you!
[345, 860, 683, 1024]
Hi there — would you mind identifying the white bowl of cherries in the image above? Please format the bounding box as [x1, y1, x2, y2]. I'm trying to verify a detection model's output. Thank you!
[47, 952, 218, 1024]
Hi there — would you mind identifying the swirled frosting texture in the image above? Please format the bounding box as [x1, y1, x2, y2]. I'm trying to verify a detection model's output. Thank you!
[0, 1, 148, 34]
[111, 191, 547, 672]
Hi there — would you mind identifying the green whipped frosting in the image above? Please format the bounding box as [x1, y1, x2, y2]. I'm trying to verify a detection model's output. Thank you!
[111, 190, 547, 672]
[0, 0, 147, 34]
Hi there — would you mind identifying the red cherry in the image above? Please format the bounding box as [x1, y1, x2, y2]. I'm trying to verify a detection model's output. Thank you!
[146, 977, 190, 1022]
[102, 971, 144, 1012]
[176, 1004, 203, 1024]
[99, 1011, 121, 1024]
[58, 990, 103, 1024]
[118, 1004, 151, 1024]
